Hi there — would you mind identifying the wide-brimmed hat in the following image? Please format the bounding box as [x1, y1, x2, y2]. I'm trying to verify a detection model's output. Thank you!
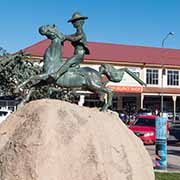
[68, 12, 88, 23]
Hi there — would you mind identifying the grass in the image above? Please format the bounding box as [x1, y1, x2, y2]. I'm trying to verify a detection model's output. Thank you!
[155, 172, 180, 180]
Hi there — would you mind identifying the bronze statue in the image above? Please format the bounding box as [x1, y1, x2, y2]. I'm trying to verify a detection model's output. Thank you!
[53, 12, 90, 80]
[15, 24, 126, 111]
[13, 12, 145, 111]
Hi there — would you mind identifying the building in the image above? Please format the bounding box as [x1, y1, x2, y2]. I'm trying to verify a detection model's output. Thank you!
[22, 40, 180, 118]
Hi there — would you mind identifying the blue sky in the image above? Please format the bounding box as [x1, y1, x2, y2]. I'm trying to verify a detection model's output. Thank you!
[0, 0, 180, 52]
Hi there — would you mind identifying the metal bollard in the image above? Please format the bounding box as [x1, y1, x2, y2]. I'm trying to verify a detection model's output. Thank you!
[155, 116, 167, 170]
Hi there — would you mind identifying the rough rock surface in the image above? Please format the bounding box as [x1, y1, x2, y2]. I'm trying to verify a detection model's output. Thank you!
[0, 99, 154, 180]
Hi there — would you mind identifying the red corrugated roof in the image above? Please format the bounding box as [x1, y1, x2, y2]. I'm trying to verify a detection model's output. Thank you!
[23, 39, 180, 66]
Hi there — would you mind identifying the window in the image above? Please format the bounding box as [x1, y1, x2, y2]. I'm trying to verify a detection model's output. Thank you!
[146, 69, 158, 85]
[167, 70, 179, 86]
[127, 67, 140, 78]
[0, 111, 8, 116]
[133, 72, 140, 78]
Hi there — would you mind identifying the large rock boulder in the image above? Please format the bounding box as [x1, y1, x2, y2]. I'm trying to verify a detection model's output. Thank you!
[0, 99, 154, 180]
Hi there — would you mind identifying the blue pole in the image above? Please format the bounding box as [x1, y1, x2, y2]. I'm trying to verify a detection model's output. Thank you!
[155, 117, 167, 170]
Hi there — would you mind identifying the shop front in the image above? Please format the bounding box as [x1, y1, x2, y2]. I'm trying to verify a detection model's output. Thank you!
[142, 93, 180, 120]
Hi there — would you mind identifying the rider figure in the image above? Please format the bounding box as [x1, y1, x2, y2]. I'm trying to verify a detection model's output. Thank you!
[54, 12, 90, 80]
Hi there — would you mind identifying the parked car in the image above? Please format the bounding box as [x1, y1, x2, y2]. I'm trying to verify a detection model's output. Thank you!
[130, 108, 152, 122]
[170, 123, 180, 140]
[135, 108, 152, 116]
[129, 115, 170, 145]
[0, 109, 12, 124]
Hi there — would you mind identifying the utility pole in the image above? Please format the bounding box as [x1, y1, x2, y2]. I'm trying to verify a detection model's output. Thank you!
[160, 32, 175, 116]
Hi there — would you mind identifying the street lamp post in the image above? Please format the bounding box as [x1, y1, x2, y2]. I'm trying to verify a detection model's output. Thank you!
[161, 32, 175, 48]
[160, 32, 175, 116]
[155, 32, 175, 170]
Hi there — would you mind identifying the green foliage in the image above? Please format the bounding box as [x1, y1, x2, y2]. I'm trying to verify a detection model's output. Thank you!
[155, 172, 180, 180]
[0, 52, 41, 96]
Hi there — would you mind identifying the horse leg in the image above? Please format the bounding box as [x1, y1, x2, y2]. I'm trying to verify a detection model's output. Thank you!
[15, 73, 49, 93]
[100, 87, 113, 111]
[94, 86, 113, 111]
[87, 78, 113, 111]
[47, 87, 62, 98]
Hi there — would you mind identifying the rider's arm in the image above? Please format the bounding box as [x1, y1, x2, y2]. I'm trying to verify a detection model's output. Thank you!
[65, 34, 83, 42]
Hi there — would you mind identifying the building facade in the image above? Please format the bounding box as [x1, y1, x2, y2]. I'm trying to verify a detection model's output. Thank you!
[20, 40, 180, 119]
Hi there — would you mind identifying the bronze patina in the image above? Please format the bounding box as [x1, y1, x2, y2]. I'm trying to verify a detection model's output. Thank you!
[3, 12, 145, 111]
[53, 12, 90, 80]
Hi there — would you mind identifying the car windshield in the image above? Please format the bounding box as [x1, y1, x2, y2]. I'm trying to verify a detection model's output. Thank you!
[0, 111, 8, 116]
[136, 109, 152, 116]
[134, 118, 155, 127]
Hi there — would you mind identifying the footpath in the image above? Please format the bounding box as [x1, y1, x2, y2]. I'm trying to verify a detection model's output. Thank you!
[145, 139, 180, 172]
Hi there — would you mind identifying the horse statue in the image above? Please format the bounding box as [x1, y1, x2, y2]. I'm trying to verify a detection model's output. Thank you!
[15, 24, 126, 111]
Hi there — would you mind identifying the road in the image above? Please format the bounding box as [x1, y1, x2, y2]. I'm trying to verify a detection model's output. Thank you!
[145, 139, 180, 172]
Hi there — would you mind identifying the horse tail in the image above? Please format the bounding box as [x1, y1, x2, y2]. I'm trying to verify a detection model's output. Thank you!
[99, 64, 125, 82]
